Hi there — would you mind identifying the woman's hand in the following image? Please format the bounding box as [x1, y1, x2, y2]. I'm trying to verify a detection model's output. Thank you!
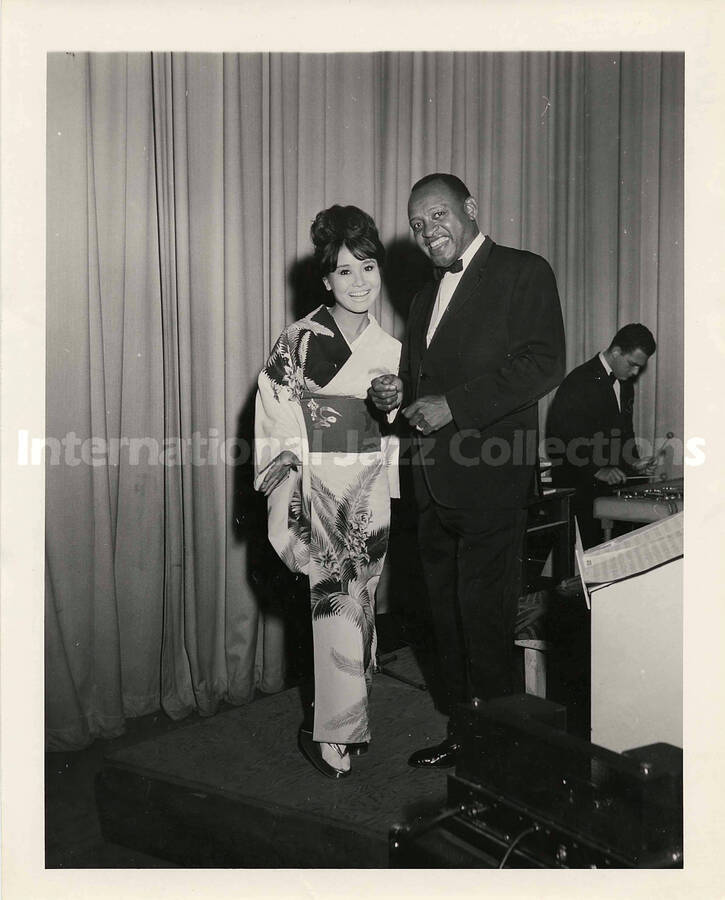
[259, 450, 301, 496]
[368, 374, 403, 412]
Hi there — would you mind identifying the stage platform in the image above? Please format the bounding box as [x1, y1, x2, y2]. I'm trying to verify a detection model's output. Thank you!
[96, 647, 449, 868]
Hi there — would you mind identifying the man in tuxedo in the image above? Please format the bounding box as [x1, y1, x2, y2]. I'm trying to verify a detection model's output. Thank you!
[369, 173, 565, 768]
[546, 323, 657, 550]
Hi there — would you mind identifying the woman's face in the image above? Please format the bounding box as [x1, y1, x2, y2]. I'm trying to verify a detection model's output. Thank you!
[323, 244, 381, 315]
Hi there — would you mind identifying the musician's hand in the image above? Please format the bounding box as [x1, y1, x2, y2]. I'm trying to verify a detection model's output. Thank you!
[403, 395, 453, 435]
[369, 374, 403, 412]
[631, 455, 657, 475]
[259, 450, 301, 496]
[594, 465, 627, 485]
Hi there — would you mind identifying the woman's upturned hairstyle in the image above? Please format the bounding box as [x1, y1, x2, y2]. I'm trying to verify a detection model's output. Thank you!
[310, 205, 385, 276]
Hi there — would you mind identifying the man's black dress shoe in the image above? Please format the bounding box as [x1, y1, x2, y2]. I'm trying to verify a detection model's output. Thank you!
[298, 728, 351, 779]
[407, 738, 460, 769]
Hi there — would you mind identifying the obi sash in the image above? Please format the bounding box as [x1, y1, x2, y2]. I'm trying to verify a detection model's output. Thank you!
[300, 393, 382, 454]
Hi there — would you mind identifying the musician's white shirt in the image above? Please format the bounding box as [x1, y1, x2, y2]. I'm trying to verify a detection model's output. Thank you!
[599, 352, 621, 411]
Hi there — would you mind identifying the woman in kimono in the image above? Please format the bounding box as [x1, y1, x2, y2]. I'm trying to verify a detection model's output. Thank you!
[254, 206, 401, 779]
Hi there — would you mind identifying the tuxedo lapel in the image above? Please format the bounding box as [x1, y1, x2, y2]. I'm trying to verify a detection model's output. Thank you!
[412, 280, 437, 362]
[424, 236, 495, 356]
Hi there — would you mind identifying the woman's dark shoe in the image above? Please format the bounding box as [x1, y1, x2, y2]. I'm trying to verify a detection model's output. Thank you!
[407, 738, 460, 769]
[298, 728, 351, 779]
[347, 742, 369, 757]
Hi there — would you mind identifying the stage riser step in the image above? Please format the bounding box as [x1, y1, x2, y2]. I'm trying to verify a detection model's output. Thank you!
[97, 765, 387, 868]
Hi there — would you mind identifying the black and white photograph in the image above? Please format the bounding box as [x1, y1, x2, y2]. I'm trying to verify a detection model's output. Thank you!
[1, 1, 723, 897]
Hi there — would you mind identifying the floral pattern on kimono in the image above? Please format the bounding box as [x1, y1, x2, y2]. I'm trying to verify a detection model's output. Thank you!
[254, 305, 401, 743]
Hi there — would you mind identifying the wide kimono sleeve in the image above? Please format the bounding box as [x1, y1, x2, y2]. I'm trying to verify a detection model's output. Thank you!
[254, 329, 310, 574]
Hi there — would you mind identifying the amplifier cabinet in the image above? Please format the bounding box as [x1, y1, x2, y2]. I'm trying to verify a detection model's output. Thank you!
[391, 696, 682, 869]
[391, 777, 676, 868]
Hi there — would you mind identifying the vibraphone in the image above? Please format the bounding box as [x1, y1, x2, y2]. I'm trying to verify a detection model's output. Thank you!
[593, 477, 683, 541]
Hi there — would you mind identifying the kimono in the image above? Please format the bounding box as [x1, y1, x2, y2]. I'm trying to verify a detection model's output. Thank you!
[254, 304, 401, 744]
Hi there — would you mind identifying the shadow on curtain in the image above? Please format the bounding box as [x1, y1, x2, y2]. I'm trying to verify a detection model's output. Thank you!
[45, 51, 683, 749]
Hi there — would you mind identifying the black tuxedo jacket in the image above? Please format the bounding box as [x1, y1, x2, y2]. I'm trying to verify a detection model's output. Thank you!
[546, 354, 638, 497]
[399, 236, 566, 510]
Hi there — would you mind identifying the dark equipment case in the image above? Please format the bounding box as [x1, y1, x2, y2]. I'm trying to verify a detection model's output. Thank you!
[390, 695, 682, 869]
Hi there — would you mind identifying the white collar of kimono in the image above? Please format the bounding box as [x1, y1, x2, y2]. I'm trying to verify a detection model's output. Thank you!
[339, 311, 375, 351]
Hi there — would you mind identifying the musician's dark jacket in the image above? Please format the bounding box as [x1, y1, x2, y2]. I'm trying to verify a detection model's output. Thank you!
[545, 353, 639, 499]
[399, 236, 566, 510]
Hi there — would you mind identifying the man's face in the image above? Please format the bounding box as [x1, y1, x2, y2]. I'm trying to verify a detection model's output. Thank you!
[610, 346, 650, 381]
[408, 181, 479, 268]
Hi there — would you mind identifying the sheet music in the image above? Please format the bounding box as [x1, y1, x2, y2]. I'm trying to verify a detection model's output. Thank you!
[580, 511, 683, 585]
[573, 517, 592, 610]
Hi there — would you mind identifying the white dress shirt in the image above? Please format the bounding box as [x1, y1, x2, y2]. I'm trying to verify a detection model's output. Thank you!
[599, 351, 621, 410]
[426, 232, 486, 347]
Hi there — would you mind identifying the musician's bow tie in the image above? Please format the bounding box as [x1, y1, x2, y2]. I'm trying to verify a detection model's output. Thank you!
[434, 258, 464, 280]
[608, 371, 617, 383]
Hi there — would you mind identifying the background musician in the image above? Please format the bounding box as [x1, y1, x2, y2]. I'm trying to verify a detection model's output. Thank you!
[546, 323, 657, 549]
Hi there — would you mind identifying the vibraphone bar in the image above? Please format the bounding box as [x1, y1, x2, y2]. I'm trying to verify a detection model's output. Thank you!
[593, 477, 683, 541]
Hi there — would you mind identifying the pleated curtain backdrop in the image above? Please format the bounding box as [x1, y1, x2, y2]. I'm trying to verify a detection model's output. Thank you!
[45, 51, 684, 749]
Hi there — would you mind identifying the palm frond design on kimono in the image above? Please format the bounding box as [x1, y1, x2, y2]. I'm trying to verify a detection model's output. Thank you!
[254, 304, 401, 744]
[320, 697, 370, 744]
[309, 465, 389, 739]
[325, 700, 370, 744]
[312, 465, 382, 589]
[329, 648, 364, 678]
[263, 314, 331, 403]
[279, 478, 311, 574]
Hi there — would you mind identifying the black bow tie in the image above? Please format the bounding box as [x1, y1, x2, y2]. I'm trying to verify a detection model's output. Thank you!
[434, 258, 464, 280]
[608, 371, 617, 383]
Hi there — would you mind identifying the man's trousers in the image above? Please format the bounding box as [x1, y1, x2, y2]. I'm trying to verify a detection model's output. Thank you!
[417, 501, 528, 721]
